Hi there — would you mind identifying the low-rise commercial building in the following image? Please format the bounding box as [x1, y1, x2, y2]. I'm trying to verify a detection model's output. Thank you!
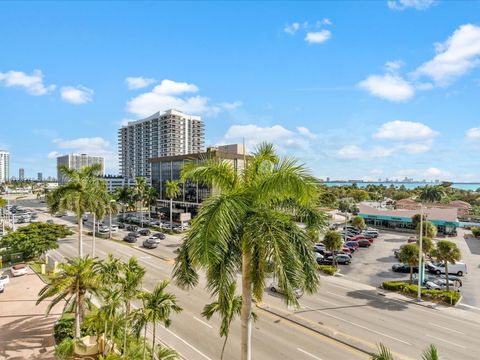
[101, 176, 136, 193]
[358, 202, 460, 235]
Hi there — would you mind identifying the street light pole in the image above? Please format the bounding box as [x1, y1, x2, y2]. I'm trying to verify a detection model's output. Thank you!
[109, 199, 115, 240]
[417, 204, 424, 301]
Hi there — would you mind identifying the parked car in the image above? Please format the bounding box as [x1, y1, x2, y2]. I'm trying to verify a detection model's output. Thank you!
[46, 219, 54, 224]
[126, 225, 138, 232]
[11, 264, 28, 277]
[407, 236, 417, 243]
[425, 278, 461, 291]
[328, 253, 351, 264]
[344, 226, 360, 234]
[0, 283, 4, 293]
[393, 249, 400, 259]
[127, 232, 140, 238]
[427, 262, 467, 276]
[361, 232, 377, 239]
[98, 226, 109, 234]
[342, 246, 353, 254]
[357, 239, 372, 247]
[110, 224, 118, 232]
[152, 232, 166, 240]
[0, 273, 9, 286]
[123, 235, 137, 243]
[313, 243, 326, 253]
[392, 263, 419, 273]
[138, 229, 151, 236]
[143, 238, 159, 249]
[269, 281, 304, 298]
[344, 241, 360, 250]
[118, 222, 126, 229]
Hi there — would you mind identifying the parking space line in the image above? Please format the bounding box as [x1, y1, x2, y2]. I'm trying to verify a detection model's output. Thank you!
[297, 347, 323, 360]
[426, 334, 466, 349]
[428, 322, 464, 334]
[193, 316, 213, 329]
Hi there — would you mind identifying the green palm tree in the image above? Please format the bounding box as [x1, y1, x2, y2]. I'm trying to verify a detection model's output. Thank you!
[422, 344, 439, 360]
[432, 240, 461, 291]
[165, 180, 180, 230]
[156, 346, 180, 360]
[115, 185, 134, 216]
[201, 282, 243, 360]
[418, 186, 445, 203]
[173, 143, 326, 360]
[144, 187, 158, 223]
[371, 343, 439, 360]
[323, 230, 344, 268]
[101, 285, 123, 354]
[121, 257, 146, 358]
[398, 243, 419, 282]
[135, 177, 148, 227]
[37, 256, 99, 338]
[47, 164, 102, 257]
[143, 281, 182, 360]
[88, 178, 111, 256]
[132, 291, 149, 360]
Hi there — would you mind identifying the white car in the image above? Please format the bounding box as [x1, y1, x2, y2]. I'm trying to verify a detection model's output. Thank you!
[98, 226, 109, 233]
[269, 281, 304, 298]
[0, 273, 9, 286]
[0, 283, 4, 293]
[11, 264, 28, 277]
[426, 278, 461, 291]
[427, 262, 467, 276]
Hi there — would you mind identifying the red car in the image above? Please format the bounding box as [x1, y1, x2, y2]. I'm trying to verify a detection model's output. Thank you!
[351, 234, 373, 243]
[342, 246, 353, 254]
[357, 239, 371, 247]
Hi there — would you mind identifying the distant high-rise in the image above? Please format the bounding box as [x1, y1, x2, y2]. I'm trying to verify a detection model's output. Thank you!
[0, 150, 10, 183]
[38, 172, 43, 181]
[57, 153, 105, 183]
[19, 168, 25, 181]
[118, 109, 205, 179]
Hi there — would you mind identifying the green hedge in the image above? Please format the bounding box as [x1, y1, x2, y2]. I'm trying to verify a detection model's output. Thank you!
[318, 264, 336, 275]
[381, 282, 461, 305]
[471, 227, 480, 238]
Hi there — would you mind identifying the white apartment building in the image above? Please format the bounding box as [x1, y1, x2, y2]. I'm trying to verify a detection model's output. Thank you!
[118, 109, 205, 179]
[101, 176, 136, 193]
[57, 153, 105, 183]
[0, 150, 10, 183]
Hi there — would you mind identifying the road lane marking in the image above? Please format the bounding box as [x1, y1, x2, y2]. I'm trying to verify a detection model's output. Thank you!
[297, 347, 323, 360]
[304, 306, 411, 345]
[428, 322, 464, 334]
[193, 316, 213, 329]
[426, 334, 466, 349]
[160, 324, 213, 360]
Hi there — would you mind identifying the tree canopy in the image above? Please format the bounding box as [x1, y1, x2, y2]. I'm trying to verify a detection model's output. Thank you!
[0, 222, 72, 260]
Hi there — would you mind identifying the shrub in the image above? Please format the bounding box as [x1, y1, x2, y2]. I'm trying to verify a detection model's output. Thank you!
[318, 265, 336, 275]
[382, 281, 407, 291]
[54, 338, 74, 360]
[54, 317, 74, 343]
[471, 227, 480, 238]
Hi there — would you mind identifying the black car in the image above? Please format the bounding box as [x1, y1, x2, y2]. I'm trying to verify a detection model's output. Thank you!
[138, 229, 151, 236]
[123, 235, 137, 243]
[126, 225, 138, 231]
[392, 263, 419, 273]
[127, 231, 140, 238]
[152, 232, 166, 240]
[118, 222, 126, 229]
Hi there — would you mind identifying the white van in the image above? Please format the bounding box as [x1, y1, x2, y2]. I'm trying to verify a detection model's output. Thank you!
[427, 262, 467, 276]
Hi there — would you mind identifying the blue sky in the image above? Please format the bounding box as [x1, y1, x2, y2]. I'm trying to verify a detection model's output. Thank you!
[1, 0, 480, 181]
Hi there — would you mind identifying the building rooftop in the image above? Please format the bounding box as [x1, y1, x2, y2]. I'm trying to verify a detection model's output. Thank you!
[123, 109, 202, 127]
[358, 202, 458, 222]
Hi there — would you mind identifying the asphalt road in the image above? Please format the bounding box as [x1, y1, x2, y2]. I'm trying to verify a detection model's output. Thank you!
[11, 196, 480, 360]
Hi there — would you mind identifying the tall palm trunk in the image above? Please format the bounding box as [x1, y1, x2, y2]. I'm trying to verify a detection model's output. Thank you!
[78, 215, 83, 257]
[142, 323, 147, 360]
[92, 213, 96, 257]
[103, 318, 108, 355]
[75, 283, 81, 338]
[409, 265, 413, 282]
[110, 313, 116, 353]
[220, 335, 229, 360]
[240, 250, 253, 360]
[151, 321, 156, 360]
[170, 198, 173, 230]
[123, 301, 131, 358]
[445, 261, 450, 292]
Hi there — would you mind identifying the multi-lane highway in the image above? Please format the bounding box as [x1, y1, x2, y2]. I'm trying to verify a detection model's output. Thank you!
[13, 196, 480, 360]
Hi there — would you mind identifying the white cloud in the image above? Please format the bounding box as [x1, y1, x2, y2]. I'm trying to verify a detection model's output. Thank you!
[125, 76, 156, 90]
[126, 79, 239, 118]
[337, 145, 394, 159]
[387, 0, 436, 11]
[466, 127, 480, 141]
[284, 22, 300, 35]
[385, 60, 404, 72]
[415, 24, 480, 85]
[373, 120, 437, 141]
[358, 73, 414, 101]
[305, 30, 332, 44]
[220, 124, 316, 152]
[0, 69, 55, 95]
[322, 18, 332, 25]
[47, 151, 60, 159]
[60, 85, 94, 104]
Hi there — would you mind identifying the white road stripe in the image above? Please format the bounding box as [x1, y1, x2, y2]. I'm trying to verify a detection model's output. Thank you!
[297, 347, 323, 360]
[304, 306, 411, 345]
[160, 324, 213, 360]
[426, 334, 467, 349]
[193, 316, 213, 329]
[428, 322, 464, 335]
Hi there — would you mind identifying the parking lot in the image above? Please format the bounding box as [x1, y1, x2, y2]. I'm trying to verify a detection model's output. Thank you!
[0, 266, 62, 360]
[330, 227, 480, 309]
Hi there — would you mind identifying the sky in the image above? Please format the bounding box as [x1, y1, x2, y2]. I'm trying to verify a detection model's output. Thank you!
[1, 0, 480, 182]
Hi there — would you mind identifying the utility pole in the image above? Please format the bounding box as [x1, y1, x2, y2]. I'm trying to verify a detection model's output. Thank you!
[417, 204, 424, 301]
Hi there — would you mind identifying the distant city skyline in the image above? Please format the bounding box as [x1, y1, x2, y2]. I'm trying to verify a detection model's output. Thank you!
[1, 2, 480, 181]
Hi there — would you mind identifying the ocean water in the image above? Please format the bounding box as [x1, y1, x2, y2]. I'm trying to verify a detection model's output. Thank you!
[323, 182, 480, 191]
